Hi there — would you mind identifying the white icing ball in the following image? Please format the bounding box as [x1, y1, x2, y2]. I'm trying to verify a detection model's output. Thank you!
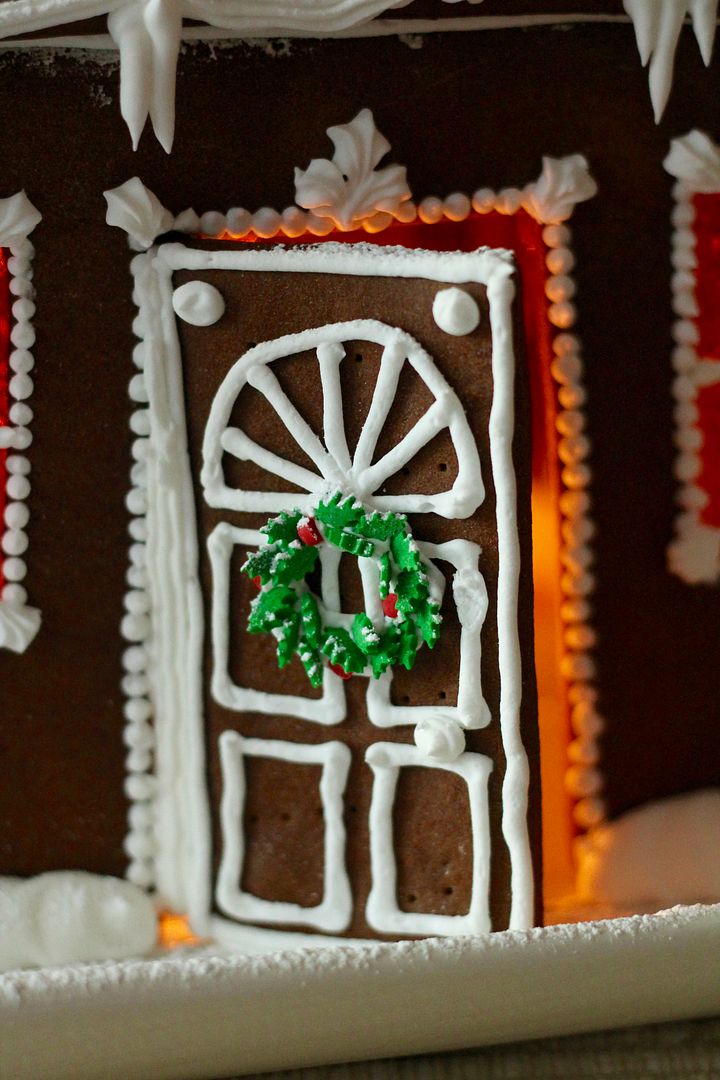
[172, 281, 225, 327]
[0, 872, 157, 971]
[414, 717, 465, 763]
[432, 288, 481, 337]
[2, 583, 27, 605]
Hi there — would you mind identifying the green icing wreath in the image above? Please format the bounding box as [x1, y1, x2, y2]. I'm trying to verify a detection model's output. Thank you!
[241, 492, 442, 686]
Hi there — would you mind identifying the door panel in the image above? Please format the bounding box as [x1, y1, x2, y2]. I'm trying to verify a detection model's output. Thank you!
[160, 243, 539, 939]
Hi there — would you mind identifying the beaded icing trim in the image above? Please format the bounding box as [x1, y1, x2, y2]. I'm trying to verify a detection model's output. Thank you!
[0, 192, 42, 655]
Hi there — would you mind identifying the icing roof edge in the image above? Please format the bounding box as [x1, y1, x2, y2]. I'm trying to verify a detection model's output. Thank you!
[0, 1, 714, 150]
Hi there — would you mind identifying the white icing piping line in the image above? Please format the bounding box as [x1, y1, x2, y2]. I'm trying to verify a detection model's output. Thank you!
[665, 129, 720, 585]
[0, 193, 42, 655]
[120, 256, 157, 889]
[0, 14, 638, 53]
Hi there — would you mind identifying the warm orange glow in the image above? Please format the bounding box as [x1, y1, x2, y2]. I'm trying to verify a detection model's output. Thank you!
[532, 481, 576, 905]
[157, 909, 204, 950]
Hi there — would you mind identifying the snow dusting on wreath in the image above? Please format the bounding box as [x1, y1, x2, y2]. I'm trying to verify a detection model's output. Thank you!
[241, 493, 442, 685]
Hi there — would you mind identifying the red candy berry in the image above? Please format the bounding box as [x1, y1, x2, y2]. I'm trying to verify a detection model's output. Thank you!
[381, 593, 399, 619]
[329, 662, 352, 681]
[252, 576, 262, 590]
[297, 516, 323, 546]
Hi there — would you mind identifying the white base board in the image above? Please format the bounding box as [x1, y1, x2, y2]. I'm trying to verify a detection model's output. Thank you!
[2, 904, 719, 1080]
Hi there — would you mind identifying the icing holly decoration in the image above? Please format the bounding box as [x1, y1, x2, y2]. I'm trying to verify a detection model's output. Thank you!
[241, 493, 442, 686]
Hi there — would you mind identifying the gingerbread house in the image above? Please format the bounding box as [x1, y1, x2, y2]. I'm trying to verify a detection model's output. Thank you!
[0, 0, 719, 968]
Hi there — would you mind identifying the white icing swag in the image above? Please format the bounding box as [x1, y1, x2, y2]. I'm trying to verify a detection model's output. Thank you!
[0, 1, 712, 148]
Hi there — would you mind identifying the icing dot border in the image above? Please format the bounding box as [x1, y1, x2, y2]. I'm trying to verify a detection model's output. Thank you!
[1, 241, 35, 599]
[667, 179, 720, 584]
[664, 131, 720, 585]
[121, 253, 156, 889]
[542, 221, 606, 831]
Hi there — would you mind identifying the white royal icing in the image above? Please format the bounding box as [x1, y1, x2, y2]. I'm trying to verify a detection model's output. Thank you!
[0, 191, 41, 248]
[664, 130, 720, 585]
[365, 741, 493, 936]
[0, 191, 42, 653]
[216, 731, 353, 933]
[294, 108, 411, 232]
[366, 538, 490, 759]
[172, 280, 225, 326]
[432, 287, 481, 337]
[0, 600, 41, 653]
[576, 788, 720, 908]
[193, 311, 484, 520]
[522, 155, 597, 226]
[624, 0, 716, 122]
[413, 714, 466, 763]
[124, 248, 212, 926]
[107, 0, 182, 154]
[0, 872, 157, 971]
[104, 177, 173, 250]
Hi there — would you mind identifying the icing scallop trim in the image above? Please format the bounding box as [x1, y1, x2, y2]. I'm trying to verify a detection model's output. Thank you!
[0, 191, 42, 654]
[664, 129, 720, 585]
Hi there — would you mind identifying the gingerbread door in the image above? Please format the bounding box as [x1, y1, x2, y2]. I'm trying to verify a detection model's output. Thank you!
[136, 241, 540, 947]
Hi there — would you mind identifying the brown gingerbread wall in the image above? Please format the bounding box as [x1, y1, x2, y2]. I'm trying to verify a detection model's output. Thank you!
[0, 21, 718, 893]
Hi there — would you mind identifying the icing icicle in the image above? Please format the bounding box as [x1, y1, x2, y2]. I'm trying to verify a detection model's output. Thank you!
[624, 0, 717, 121]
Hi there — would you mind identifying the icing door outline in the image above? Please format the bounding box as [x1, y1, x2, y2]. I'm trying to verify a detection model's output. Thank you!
[135, 241, 532, 943]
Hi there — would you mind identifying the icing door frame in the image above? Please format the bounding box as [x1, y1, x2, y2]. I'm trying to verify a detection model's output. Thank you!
[133, 240, 530, 945]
